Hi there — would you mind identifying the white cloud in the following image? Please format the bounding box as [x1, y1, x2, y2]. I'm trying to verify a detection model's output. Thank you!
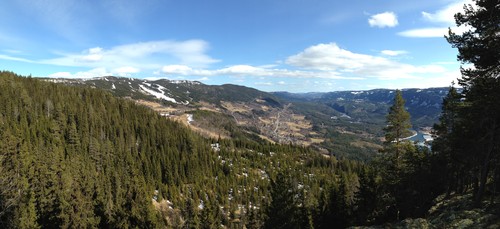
[47, 67, 144, 78]
[399, 0, 473, 38]
[380, 50, 408, 56]
[398, 26, 469, 38]
[398, 27, 449, 38]
[286, 43, 390, 71]
[47, 67, 112, 78]
[285, 43, 446, 80]
[159, 43, 450, 82]
[78, 47, 104, 62]
[368, 12, 398, 28]
[161, 64, 351, 79]
[197, 77, 210, 81]
[40, 40, 218, 70]
[421, 0, 472, 25]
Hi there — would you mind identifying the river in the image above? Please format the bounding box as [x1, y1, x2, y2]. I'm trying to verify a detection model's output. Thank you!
[408, 130, 433, 142]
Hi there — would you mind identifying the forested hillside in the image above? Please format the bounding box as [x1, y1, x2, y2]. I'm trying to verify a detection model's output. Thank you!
[0, 71, 377, 228]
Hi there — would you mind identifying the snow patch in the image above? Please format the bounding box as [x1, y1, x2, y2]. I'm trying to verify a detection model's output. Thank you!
[111, 83, 116, 90]
[187, 114, 194, 125]
[171, 80, 201, 85]
[139, 84, 177, 103]
[340, 113, 352, 119]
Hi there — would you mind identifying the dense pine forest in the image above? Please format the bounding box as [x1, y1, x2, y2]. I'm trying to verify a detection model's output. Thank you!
[1, 0, 499, 228]
[0, 71, 376, 228]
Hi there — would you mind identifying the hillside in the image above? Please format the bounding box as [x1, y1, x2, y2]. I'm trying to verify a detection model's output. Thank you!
[47, 76, 449, 160]
[0, 71, 367, 228]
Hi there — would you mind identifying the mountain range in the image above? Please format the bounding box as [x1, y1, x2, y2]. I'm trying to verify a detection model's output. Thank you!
[46, 76, 450, 160]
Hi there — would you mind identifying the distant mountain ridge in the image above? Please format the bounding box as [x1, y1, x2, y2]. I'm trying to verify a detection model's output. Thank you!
[273, 87, 450, 128]
[47, 76, 451, 160]
[46, 76, 277, 106]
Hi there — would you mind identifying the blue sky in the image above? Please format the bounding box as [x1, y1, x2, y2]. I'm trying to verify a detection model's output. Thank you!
[0, 0, 471, 92]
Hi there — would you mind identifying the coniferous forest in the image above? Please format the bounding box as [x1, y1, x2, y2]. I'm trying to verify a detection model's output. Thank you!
[1, 0, 499, 228]
[0, 70, 375, 228]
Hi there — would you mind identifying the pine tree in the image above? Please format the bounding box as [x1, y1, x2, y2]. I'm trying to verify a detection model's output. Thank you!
[432, 86, 464, 194]
[184, 198, 200, 229]
[354, 167, 378, 225]
[264, 172, 299, 229]
[383, 90, 412, 165]
[445, 0, 500, 203]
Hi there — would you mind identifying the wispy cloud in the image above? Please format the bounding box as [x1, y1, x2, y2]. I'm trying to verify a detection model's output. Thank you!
[41, 40, 218, 69]
[0, 54, 34, 63]
[48, 67, 112, 78]
[380, 50, 408, 56]
[368, 12, 398, 28]
[0, 39, 218, 78]
[398, 28, 450, 38]
[161, 64, 351, 79]
[398, 0, 473, 38]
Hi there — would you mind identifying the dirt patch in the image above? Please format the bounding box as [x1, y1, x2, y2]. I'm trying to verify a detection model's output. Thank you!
[221, 101, 251, 114]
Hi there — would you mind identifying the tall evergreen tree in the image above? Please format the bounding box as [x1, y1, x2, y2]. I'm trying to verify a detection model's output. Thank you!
[445, 0, 500, 203]
[264, 172, 299, 229]
[432, 86, 465, 194]
[383, 90, 412, 164]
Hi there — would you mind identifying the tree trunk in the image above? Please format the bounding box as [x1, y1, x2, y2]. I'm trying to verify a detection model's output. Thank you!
[475, 123, 496, 205]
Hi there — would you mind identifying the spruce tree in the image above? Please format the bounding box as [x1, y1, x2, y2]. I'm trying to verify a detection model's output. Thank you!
[432, 86, 464, 193]
[445, 0, 500, 202]
[264, 172, 299, 229]
[383, 90, 412, 163]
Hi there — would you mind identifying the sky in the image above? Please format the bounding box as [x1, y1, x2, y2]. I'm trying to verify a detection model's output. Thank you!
[0, 0, 473, 92]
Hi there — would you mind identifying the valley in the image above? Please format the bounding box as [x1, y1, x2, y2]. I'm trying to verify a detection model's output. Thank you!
[48, 76, 448, 160]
